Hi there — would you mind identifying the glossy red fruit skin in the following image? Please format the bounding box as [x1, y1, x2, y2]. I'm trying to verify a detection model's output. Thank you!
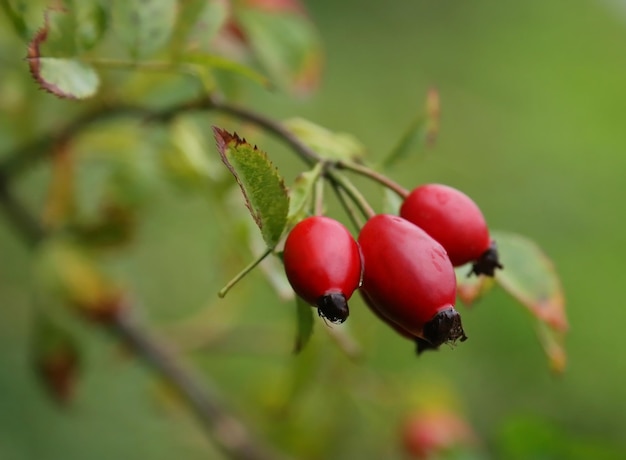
[359, 215, 458, 337]
[283, 216, 361, 322]
[400, 184, 490, 267]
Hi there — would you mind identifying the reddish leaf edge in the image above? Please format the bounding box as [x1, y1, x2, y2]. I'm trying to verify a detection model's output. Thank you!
[26, 8, 81, 100]
[213, 126, 287, 244]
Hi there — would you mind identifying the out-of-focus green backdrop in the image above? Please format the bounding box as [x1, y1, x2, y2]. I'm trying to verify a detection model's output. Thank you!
[1, 0, 626, 458]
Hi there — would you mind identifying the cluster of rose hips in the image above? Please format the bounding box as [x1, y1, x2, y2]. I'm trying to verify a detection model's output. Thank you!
[283, 183, 503, 353]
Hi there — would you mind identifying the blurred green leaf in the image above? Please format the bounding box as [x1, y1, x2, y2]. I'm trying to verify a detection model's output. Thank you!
[455, 269, 495, 307]
[213, 127, 289, 248]
[382, 88, 439, 169]
[67, 0, 108, 52]
[381, 187, 403, 215]
[2, 0, 47, 39]
[236, 8, 323, 94]
[163, 116, 226, 188]
[286, 162, 323, 226]
[42, 142, 75, 228]
[294, 296, 314, 354]
[70, 204, 136, 251]
[181, 52, 270, 89]
[38, 240, 123, 321]
[492, 231, 568, 373]
[493, 231, 568, 332]
[30, 58, 100, 99]
[32, 312, 81, 405]
[180, 0, 229, 52]
[284, 117, 365, 162]
[112, 0, 177, 58]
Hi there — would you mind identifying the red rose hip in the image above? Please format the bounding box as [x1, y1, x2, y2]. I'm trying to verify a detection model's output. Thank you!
[361, 291, 439, 354]
[283, 216, 361, 323]
[400, 183, 502, 276]
[359, 214, 466, 347]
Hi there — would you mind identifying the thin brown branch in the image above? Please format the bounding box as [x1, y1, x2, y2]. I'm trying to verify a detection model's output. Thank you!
[336, 160, 409, 198]
[0, 178, 286, 460]
[0, 95, 322, 180]
[207, 96, 321, 165]
[110, 309, 283, 460]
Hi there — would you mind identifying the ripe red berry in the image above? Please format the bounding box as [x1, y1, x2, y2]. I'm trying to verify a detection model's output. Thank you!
[399, 183, 502, 276]
[358, 214, 466, 347]
[283, 216, 361, 323]
[361, 291, 439, 354]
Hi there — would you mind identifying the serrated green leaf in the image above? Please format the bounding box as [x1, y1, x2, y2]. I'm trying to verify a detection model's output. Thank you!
[294, 295, 314, 354]
[32, 58, 100, 99]
[213, 127, 289, 248]
[284, 118, 365, 162]
[112, 0, 177, 58]
[492, 231, 567, 373]
[286, 163, 323, 226]
[236, 8, 323, 94]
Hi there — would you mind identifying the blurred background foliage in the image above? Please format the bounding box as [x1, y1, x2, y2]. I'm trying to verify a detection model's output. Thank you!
[1, 0, 626, 458]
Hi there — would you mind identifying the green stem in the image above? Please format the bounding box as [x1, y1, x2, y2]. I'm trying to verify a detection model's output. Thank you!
[330, 181, 364, 232]
[85, 58, 177, 71]
[218, 247, 273, 298]
[313, 172, 325, 216]
[337, 160, 409, 199]
[327, 171, 375, 220]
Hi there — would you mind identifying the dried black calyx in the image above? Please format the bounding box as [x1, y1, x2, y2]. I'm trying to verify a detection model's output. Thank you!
[415, 337, 439, 355]
[317, 293, 349, 324]
[422, 308, 468, 348]
[470, 240, 504, 277]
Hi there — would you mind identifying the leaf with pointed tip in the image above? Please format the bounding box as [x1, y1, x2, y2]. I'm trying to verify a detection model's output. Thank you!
[455, 268, 495, 306]
[536, 322, 567, 374]
[112, 0, 177, 58]
[382, 88, 440, 168]
[284, 118, 365, 162]
[235, 8, 323, 94]
[213, 127, 289, 248]
[492, 231, 568, 332]
[492, 231, 567, 372]
[294, 296, 314, 354]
